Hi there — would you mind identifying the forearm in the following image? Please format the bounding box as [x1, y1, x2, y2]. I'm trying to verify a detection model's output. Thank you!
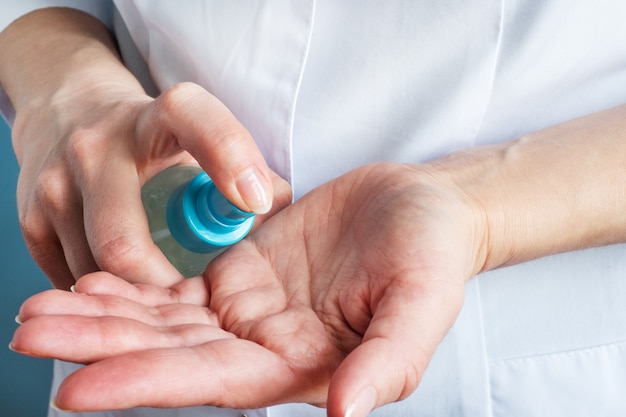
[431, 104, 626, 275]
[0, 7, 146, 159]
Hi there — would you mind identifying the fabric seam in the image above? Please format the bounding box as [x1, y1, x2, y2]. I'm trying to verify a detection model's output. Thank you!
[490, 338, 626, 367]
[474, 278, 495, 417]
[470, 0, 505, 146]
[283, 0, 316, 200]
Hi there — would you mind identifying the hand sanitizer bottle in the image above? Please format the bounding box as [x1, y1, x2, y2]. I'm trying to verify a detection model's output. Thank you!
[141, 165, 255, 277]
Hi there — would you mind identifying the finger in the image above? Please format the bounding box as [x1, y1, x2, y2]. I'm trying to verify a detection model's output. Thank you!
[73, 272, 210, 307]
[326, 277, 464, 417]
[49, 194, 100, 280]
[17, 284, 216, 328]
[80, 160, 185, 286]
[20, 233, 75, 290]
[17, 170, 95, 289]
[138, 82, 275, 214]
[53, 339, 316, 412]
[252, 171, 293, 228]
[11, 315, 231, 363]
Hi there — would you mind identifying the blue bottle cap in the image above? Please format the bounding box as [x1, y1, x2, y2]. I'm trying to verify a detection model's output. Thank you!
[166, 172, 255, 253]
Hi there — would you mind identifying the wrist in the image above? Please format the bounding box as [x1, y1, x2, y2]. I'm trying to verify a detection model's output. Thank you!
[396, 162, 491, 280]
[429, 106, 626, 274]
[1, 7, 146, 122]
[0, 8, 151, 163]
[426, 145, 512, 275]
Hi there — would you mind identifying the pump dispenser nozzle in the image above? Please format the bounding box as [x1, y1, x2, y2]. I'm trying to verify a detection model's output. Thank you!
[141, 165, 256, 277]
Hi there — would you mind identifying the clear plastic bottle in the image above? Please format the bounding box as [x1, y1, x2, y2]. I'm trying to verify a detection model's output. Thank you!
[141, 165, 256, 277]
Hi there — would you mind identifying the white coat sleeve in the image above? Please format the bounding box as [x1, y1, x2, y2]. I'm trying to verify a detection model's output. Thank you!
[0, 0, 115, 126]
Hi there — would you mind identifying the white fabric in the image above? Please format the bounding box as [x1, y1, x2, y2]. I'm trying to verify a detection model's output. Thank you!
[1, 1, 626, 416]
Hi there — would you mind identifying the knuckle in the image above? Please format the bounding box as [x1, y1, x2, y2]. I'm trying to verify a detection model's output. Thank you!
[399, 353, 428, 401]
[65, 129, 105, 175]
[93, 231, 149, 276]
[20, 224, 52, 262]
[19, 208, 44, 248]
[31, 166, 73, 214]
[211, 127, 249, 159]
[157, 82, 203, 120]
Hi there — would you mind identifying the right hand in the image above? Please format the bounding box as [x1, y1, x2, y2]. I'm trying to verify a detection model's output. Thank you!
[13, 81, 291, 289]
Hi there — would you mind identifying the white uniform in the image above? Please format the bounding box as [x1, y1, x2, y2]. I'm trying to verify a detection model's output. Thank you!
[3, 1, 626, 416]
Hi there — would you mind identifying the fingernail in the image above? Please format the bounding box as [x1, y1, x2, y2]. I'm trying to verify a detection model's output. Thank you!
[50, 398, 73, 412]
[69, 285, 76, 293]
[8, 343, 17, 353]
[236, 166, 271, 214]
[345, 386, 377, 417]
[15, 315, 22, 324]
[50, 398, 61, 412]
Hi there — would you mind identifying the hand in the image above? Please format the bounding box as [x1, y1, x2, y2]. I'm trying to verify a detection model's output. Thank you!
[0, 10, 291, 289]
[14, 81, 290, 289]
[12, 162, 487, 415]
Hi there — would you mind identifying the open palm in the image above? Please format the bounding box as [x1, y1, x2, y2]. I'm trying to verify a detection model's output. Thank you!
[13, 162, 486, 416]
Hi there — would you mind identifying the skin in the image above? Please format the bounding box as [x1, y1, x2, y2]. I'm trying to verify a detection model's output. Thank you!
[0, 8, 291, 290]
[5, 6, 626, 417]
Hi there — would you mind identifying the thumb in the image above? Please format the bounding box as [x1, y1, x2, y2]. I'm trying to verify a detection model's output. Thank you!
[137, 82, 278, 214]
[327, 279, 464, 417]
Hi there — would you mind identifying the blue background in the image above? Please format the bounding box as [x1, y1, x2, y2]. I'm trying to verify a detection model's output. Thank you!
[0, 118, 53, 416]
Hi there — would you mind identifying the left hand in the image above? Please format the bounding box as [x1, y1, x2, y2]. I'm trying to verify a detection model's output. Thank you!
[12, 162, 487, 415]
[0, 9, 290, 289]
